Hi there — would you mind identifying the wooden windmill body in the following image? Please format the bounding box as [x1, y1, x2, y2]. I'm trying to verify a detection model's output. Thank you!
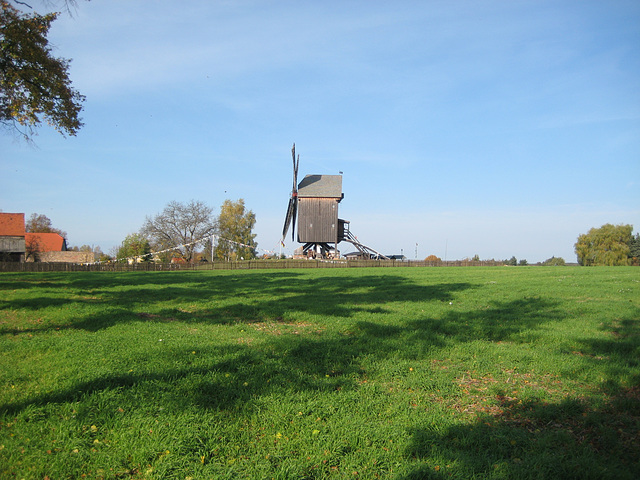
[296, 174, 344, 257]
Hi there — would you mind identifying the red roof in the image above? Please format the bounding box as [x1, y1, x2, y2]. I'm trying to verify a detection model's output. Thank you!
[25, 232, 66, 252]
[0, 213, 25, 236]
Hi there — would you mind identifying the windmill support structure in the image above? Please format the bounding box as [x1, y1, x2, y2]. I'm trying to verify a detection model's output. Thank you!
[297, 222, 388, 260]
[340, 222, 389, 260]
[300, 242, 335, 259]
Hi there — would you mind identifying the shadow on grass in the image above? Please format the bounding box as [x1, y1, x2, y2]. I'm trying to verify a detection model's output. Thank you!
[0, 336, 366, 417]
[408, 297, 562, 343]
[402, 309, 640, 480]
[0, 271, 300, 313]
[403, 388, 639, 480]
[1, 294, 566, 417]
[0, 271, 473, 333]
[580, 312, 640, 391]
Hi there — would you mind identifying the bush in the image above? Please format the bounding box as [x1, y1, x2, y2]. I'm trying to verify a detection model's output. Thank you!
[542, 256, 566, 266]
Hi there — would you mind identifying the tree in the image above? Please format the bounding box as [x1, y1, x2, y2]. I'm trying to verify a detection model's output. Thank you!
[1, 1, 85, 140]
[506, 256, 518, 266]
[542, 256, 566, 266]
[9, 1, 82, 14]
[628, 233, 640, 266]
[74, 244, 104, 262]
[141, 200, 216, 263]
[25, 212, 66, 238]
[424, 254, 441, 263]
[215, 199, 257, 261]
[116, 233, 151, 263]
[574, 223, 633, 266]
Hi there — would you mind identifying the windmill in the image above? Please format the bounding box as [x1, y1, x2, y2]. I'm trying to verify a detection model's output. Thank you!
[281, 144, 387, 259]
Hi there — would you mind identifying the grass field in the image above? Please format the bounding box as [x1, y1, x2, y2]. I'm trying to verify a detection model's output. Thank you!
[0, 266, 638, 479]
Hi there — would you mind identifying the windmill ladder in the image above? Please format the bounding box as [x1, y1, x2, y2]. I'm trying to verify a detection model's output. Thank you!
[343, 231, 389, 260]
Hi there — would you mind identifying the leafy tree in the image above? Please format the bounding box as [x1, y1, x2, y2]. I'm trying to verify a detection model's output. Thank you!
[116, 233, 151, 262]
[506, 256, 518, 266]
[542, 256, 566, 266]
[575, 224, 633, 266]
[424, 254, 441, 263]
[25, 212, 66, 238]
[518, 259, 528, 266]
[215, 199, 257, 261]
[1, 1, 85, 140]
[629, 233, 640, 266]
[630, 233, 640, 255]
[141, 200, 216, 263]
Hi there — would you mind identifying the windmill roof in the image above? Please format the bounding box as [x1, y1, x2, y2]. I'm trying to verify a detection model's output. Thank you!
[297, 175, 343, 198]
[0, 213, 25, 236]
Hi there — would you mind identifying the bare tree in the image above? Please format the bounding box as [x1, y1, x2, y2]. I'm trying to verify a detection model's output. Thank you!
[141, 200, 216, 262]
[25, 213, 67, 238]
[10, 1, 83, 16]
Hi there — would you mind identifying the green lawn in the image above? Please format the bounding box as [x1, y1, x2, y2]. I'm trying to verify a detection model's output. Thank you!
[1, 266, 638, 479]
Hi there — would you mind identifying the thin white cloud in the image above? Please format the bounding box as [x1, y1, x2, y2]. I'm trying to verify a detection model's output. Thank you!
[52, 2, 417, 96]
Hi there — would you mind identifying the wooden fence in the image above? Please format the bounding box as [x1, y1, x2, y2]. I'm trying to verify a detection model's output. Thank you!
[0, 259, 506, 273]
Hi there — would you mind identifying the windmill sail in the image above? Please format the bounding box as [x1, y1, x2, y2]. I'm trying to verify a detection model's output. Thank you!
[281, 143, 300, 242]
[282, 196, 296, 239]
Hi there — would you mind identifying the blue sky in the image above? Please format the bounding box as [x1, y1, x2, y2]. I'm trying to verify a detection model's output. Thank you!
[2, 0, 639, 262]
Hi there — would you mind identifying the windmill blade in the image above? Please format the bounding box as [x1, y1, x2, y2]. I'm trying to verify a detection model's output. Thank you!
[283, 143, 300, 242]
[282, 196, 295, 240]
[291, 143, 298, 192]
[290, 196, 298, 241]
